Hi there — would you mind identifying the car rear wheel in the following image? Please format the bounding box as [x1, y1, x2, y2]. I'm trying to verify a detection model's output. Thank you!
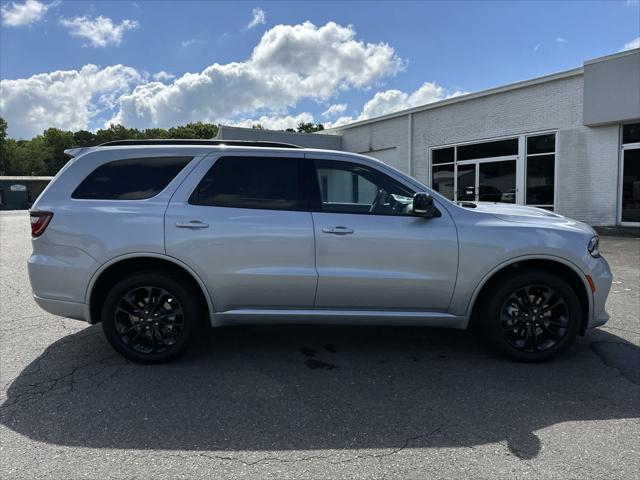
[480, 270, 582, 362]
[101, 271, 201, 363]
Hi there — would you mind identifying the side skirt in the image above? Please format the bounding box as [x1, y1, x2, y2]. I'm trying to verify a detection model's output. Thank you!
[214, 309, 469, 329]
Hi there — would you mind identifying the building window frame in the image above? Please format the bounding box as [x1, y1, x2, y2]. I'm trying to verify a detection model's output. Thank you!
[524, 132, 557, 210]
[618, 122, 640, 226]
[428, 129, 557, 209]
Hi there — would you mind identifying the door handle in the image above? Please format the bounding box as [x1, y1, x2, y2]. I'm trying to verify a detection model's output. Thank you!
[322, 226, 354, 235]
[176, 220, 209, 229]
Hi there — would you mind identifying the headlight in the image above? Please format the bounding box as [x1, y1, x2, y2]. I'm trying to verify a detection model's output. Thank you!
[587, 235, 600, 257]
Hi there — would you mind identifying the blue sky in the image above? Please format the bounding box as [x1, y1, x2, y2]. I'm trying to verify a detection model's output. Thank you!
[1, 0, 639, 138]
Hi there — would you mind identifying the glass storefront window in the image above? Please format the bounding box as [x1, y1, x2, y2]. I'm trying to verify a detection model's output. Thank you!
[623, 123, 640, 144]
[430, 133, 555, 207]
[432, 164, 455, 200]
[479, 160, 517, 203]
[621, 124, 640, 224]
[526, 154, 555, 206]
[457, 138, 518, 161]
[432, 147, 454, 164]
[526, 133, 556, 208]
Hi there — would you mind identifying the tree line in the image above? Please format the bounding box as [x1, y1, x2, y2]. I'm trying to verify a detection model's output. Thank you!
[0, 118, 324, 177]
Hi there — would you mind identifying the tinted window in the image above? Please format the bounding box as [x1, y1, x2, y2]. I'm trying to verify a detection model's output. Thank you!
[432, 164, 454, 200]
[527, 134, 555, 154]
[314, 159, 414, 215]
[623, 123, 640, 144]
[72, 156, 192, 200]
[432, 147, 454, 164]
[457, 138, 518, 160]
[526, 154, 555, 206]
[190, 156, 302, 210]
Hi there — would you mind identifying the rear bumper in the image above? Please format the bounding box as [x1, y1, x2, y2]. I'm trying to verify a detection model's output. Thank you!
[33, 294, 89, 322]
[28, 243, 98, 308]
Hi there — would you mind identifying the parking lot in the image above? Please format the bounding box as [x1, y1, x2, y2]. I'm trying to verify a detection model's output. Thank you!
[0, 210, 638, 479]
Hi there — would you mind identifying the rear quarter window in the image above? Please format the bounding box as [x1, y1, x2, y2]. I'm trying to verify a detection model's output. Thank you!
[72, 156, 192, 200]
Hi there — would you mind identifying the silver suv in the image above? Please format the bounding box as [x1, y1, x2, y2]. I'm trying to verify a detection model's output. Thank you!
[28, 140, 612, 363]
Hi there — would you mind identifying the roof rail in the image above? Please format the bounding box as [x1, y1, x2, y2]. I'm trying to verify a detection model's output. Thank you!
[98, 139, 302, 148]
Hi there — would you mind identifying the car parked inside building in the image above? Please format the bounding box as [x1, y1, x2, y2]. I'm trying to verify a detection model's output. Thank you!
[28, 140, 612, 363]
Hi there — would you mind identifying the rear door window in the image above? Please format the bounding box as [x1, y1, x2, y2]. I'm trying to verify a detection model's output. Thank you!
[72, 156, 192, 200]
[189, 156, 305, 210]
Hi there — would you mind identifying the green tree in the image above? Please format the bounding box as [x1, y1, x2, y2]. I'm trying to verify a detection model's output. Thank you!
[42, 128, 74, 175]
[141, 128, 170, 139]
[296, 122, 324, 133]
[0, 117, 8, 175]
[73, 130, 97, 147]
[6, 137, 50, 175]
[94, 124, 141, 144]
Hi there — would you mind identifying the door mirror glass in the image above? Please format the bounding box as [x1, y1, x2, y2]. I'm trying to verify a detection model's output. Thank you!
[413, 192, 439, 217]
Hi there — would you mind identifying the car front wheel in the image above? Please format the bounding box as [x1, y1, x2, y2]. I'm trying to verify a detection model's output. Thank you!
[101, 271, 201, 363]
[481, 270, 582, 362]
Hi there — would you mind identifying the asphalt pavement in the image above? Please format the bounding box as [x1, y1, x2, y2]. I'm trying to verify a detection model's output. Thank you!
[1, 210, 638, 479]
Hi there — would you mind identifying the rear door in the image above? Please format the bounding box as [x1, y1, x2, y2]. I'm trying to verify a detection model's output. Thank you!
[309, 153, 459, 311]
[165, 152, 317, 312]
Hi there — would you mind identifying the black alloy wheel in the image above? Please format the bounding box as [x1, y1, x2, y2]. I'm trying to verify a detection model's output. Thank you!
[114, 286, 185, 354]
[500, 284, 569, 353]
[102, 271, 201, 363]
[481, 269, 582, 362]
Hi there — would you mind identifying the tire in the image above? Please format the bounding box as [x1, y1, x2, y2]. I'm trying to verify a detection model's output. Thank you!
[101, 270, 202, 364]
[479, 269, 582, 362]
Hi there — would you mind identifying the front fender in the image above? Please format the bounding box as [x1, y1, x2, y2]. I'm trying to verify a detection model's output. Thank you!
[458, 254, 593, 323]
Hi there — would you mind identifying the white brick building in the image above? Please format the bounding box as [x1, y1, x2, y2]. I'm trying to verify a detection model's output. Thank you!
[219, 49, 640, 227]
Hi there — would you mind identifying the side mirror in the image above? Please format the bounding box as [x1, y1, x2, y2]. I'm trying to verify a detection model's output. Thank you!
[413, 192, 439, 218]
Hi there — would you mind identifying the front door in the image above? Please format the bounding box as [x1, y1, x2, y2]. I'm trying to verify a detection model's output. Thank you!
[456, 160, 516, 203]
[478, 160, 516, 203]
[456, 163, 476, 201]
[165, 153, 317, 312]
[309, 155, 458, 311]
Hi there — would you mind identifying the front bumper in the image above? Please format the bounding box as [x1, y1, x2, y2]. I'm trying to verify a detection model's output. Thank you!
[587, 255, 613, 329]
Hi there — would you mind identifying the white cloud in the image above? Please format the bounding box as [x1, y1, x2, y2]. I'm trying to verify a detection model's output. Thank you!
[359, 82, 464, 120]
[322, 103, 347, 117]
[60, 15, 139, 47]
[533, 43, 541, 52]
[324, 116, 355, 129]
[555, 37, 567, 43]
[1, 0, 56, 27]
[324, 82, 464, 128]
[111, 21, 404, 129]
[622, 36, 640, 50]
[226, 112, 314, 130]
[1, 21, 409, 138]
[247, 7, 266, 29]
[0, 65, 142, 138]
[153, 71, 176, 82]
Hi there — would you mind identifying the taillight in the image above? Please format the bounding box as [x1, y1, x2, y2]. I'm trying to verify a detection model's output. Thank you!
[30, 211, 53, 238]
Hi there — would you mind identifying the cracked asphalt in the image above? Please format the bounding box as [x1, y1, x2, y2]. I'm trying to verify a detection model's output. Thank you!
[1, 210, 639, 479]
